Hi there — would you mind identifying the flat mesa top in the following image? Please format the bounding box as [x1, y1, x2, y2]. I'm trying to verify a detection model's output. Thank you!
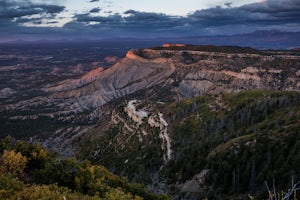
[150, 44, 300, 55]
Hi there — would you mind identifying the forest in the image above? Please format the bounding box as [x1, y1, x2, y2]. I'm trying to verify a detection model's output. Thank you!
[0, 136, 170, 200]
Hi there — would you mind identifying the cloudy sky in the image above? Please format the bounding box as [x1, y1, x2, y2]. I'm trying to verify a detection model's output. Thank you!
[0, 0, 299, 42]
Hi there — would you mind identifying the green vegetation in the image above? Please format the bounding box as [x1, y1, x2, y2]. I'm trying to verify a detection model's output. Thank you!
[0, 116, 65, 139]
[150, 45, 265, 55]
[0, 136, 170, 200]
[163, 90, 300, 199]
[83, 90, 299, 199]
[81, 110, 165, 184]
[1, 90, 299, 199]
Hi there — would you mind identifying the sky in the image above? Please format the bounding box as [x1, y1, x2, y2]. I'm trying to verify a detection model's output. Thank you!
[0, 0, 300, 42]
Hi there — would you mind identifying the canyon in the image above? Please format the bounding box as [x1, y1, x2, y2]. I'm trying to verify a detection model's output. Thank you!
[0, 44, 299, 199]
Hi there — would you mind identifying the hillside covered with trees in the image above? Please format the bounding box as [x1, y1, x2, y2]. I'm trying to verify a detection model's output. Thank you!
[79, 90, 300, 199]
[0, 136, 170, 200]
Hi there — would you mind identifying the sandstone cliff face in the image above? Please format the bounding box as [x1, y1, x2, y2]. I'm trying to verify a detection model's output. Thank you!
[42, 47, 299, 114]
[4, 46, 299, 121]
[136, 48, 299, 97]
[43, 50, 175, 113]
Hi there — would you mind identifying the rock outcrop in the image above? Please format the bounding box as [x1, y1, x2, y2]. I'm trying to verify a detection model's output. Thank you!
[43, 50, 175, 113]
[2, 45, 300, 123]
[40, 46, 300, 115]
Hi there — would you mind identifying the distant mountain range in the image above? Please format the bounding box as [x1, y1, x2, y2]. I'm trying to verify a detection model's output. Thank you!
[3, 30, 300, 50]
[163, 30, 300, 50]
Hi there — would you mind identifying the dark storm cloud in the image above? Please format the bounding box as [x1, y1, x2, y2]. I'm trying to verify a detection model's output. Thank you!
[188, 0, 300, 28]
[14, 16, 60, 26]
[241, 0, 300, 24]
[73, 9, 184, 31]
[35, 4, 65, 14]
[185, 0, 299, 32]
[63, 10, 184, 39]
[71, 0, 300, 36]
[89, 7, 101, 13]
[188, 6, 245, 26]
[0, 0, 65, 41]
[0, 0, 65, 19]
[14, 17, 43, 24]
[75, 13, 122, 24]
[1, 0, 300, 41]
[123, 10, 183, 29]
[243, 0, 300, 13]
